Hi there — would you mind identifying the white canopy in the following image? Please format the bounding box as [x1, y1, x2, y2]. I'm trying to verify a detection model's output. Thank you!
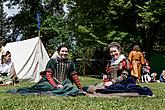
[3, 37, 50, 82]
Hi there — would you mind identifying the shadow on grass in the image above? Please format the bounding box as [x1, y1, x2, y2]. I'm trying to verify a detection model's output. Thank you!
[84, 75, 102, 79]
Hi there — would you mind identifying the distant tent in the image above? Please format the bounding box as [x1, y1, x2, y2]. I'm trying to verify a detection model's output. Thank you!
[2, 37, 50, 82]
[51, 51, 58, 59]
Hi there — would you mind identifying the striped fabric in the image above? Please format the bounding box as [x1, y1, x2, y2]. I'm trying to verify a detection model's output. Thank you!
[71, 74, 82, 89]
[46, 71, 57, 88]
[45, 57, 82, 89]
[106, 59, 131, 84]
[45, 57, 73, 83]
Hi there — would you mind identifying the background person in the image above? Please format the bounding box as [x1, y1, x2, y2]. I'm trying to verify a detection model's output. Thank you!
[141, 52, 151, 83]
[128, 45, 144, 82]
[0, 50, 18, 85]
[159, 70, 165, 82]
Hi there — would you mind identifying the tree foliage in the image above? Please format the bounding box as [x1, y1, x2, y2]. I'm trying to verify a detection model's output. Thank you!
[67, 0, 165, 60]
[4, 0, 72, 55]
[0, 0, 8, 45]
[2, 0, 165, 60]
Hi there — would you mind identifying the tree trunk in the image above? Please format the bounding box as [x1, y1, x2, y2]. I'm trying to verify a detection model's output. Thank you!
[82, 59, 86, 76]
[142, 26, 158, 61]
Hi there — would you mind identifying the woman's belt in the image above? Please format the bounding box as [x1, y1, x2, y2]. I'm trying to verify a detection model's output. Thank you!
[132, 59, 140, 61]
[0, 73, 8, 76]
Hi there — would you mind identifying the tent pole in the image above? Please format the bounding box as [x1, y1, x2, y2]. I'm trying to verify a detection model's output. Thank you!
[38, 30, 41, 37]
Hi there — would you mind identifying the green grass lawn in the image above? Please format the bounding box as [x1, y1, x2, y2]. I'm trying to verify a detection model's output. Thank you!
[0, 76, 165, 110]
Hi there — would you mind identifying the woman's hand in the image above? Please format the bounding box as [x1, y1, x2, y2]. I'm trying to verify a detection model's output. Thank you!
[57, 84, 63, 88]
[106, 66, 114, 74]
[104, 81, 113, 87]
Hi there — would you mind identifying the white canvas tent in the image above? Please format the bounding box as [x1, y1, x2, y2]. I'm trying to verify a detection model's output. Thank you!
[51, 51, 58, 59]
[2, 37, 50, 82]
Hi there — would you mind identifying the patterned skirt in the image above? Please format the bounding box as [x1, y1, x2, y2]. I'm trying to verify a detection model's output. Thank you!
[0, 75, 13, 85]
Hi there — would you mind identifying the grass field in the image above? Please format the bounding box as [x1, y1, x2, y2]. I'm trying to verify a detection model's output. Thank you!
[0, 76, 165, 110]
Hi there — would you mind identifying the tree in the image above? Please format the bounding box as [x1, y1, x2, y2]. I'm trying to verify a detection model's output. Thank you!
[4, 0, 165, 60]
[0, 0, 7, 46]
[67, 0, 165, 61]
[4, 0, 71, 54]
[136, 0, 165, 58]
[67, 0, 139, 59]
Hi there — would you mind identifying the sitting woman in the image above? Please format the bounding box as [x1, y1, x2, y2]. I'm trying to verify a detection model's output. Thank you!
[103, 42, 131, 87]
[0, 50, 18, 85]
[159, 70, 165, 82]
[41, 44, 82, 90]
[7, 44, 84, 96]
[141, 52, 151, 83]
[85, 42, 153, 97]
